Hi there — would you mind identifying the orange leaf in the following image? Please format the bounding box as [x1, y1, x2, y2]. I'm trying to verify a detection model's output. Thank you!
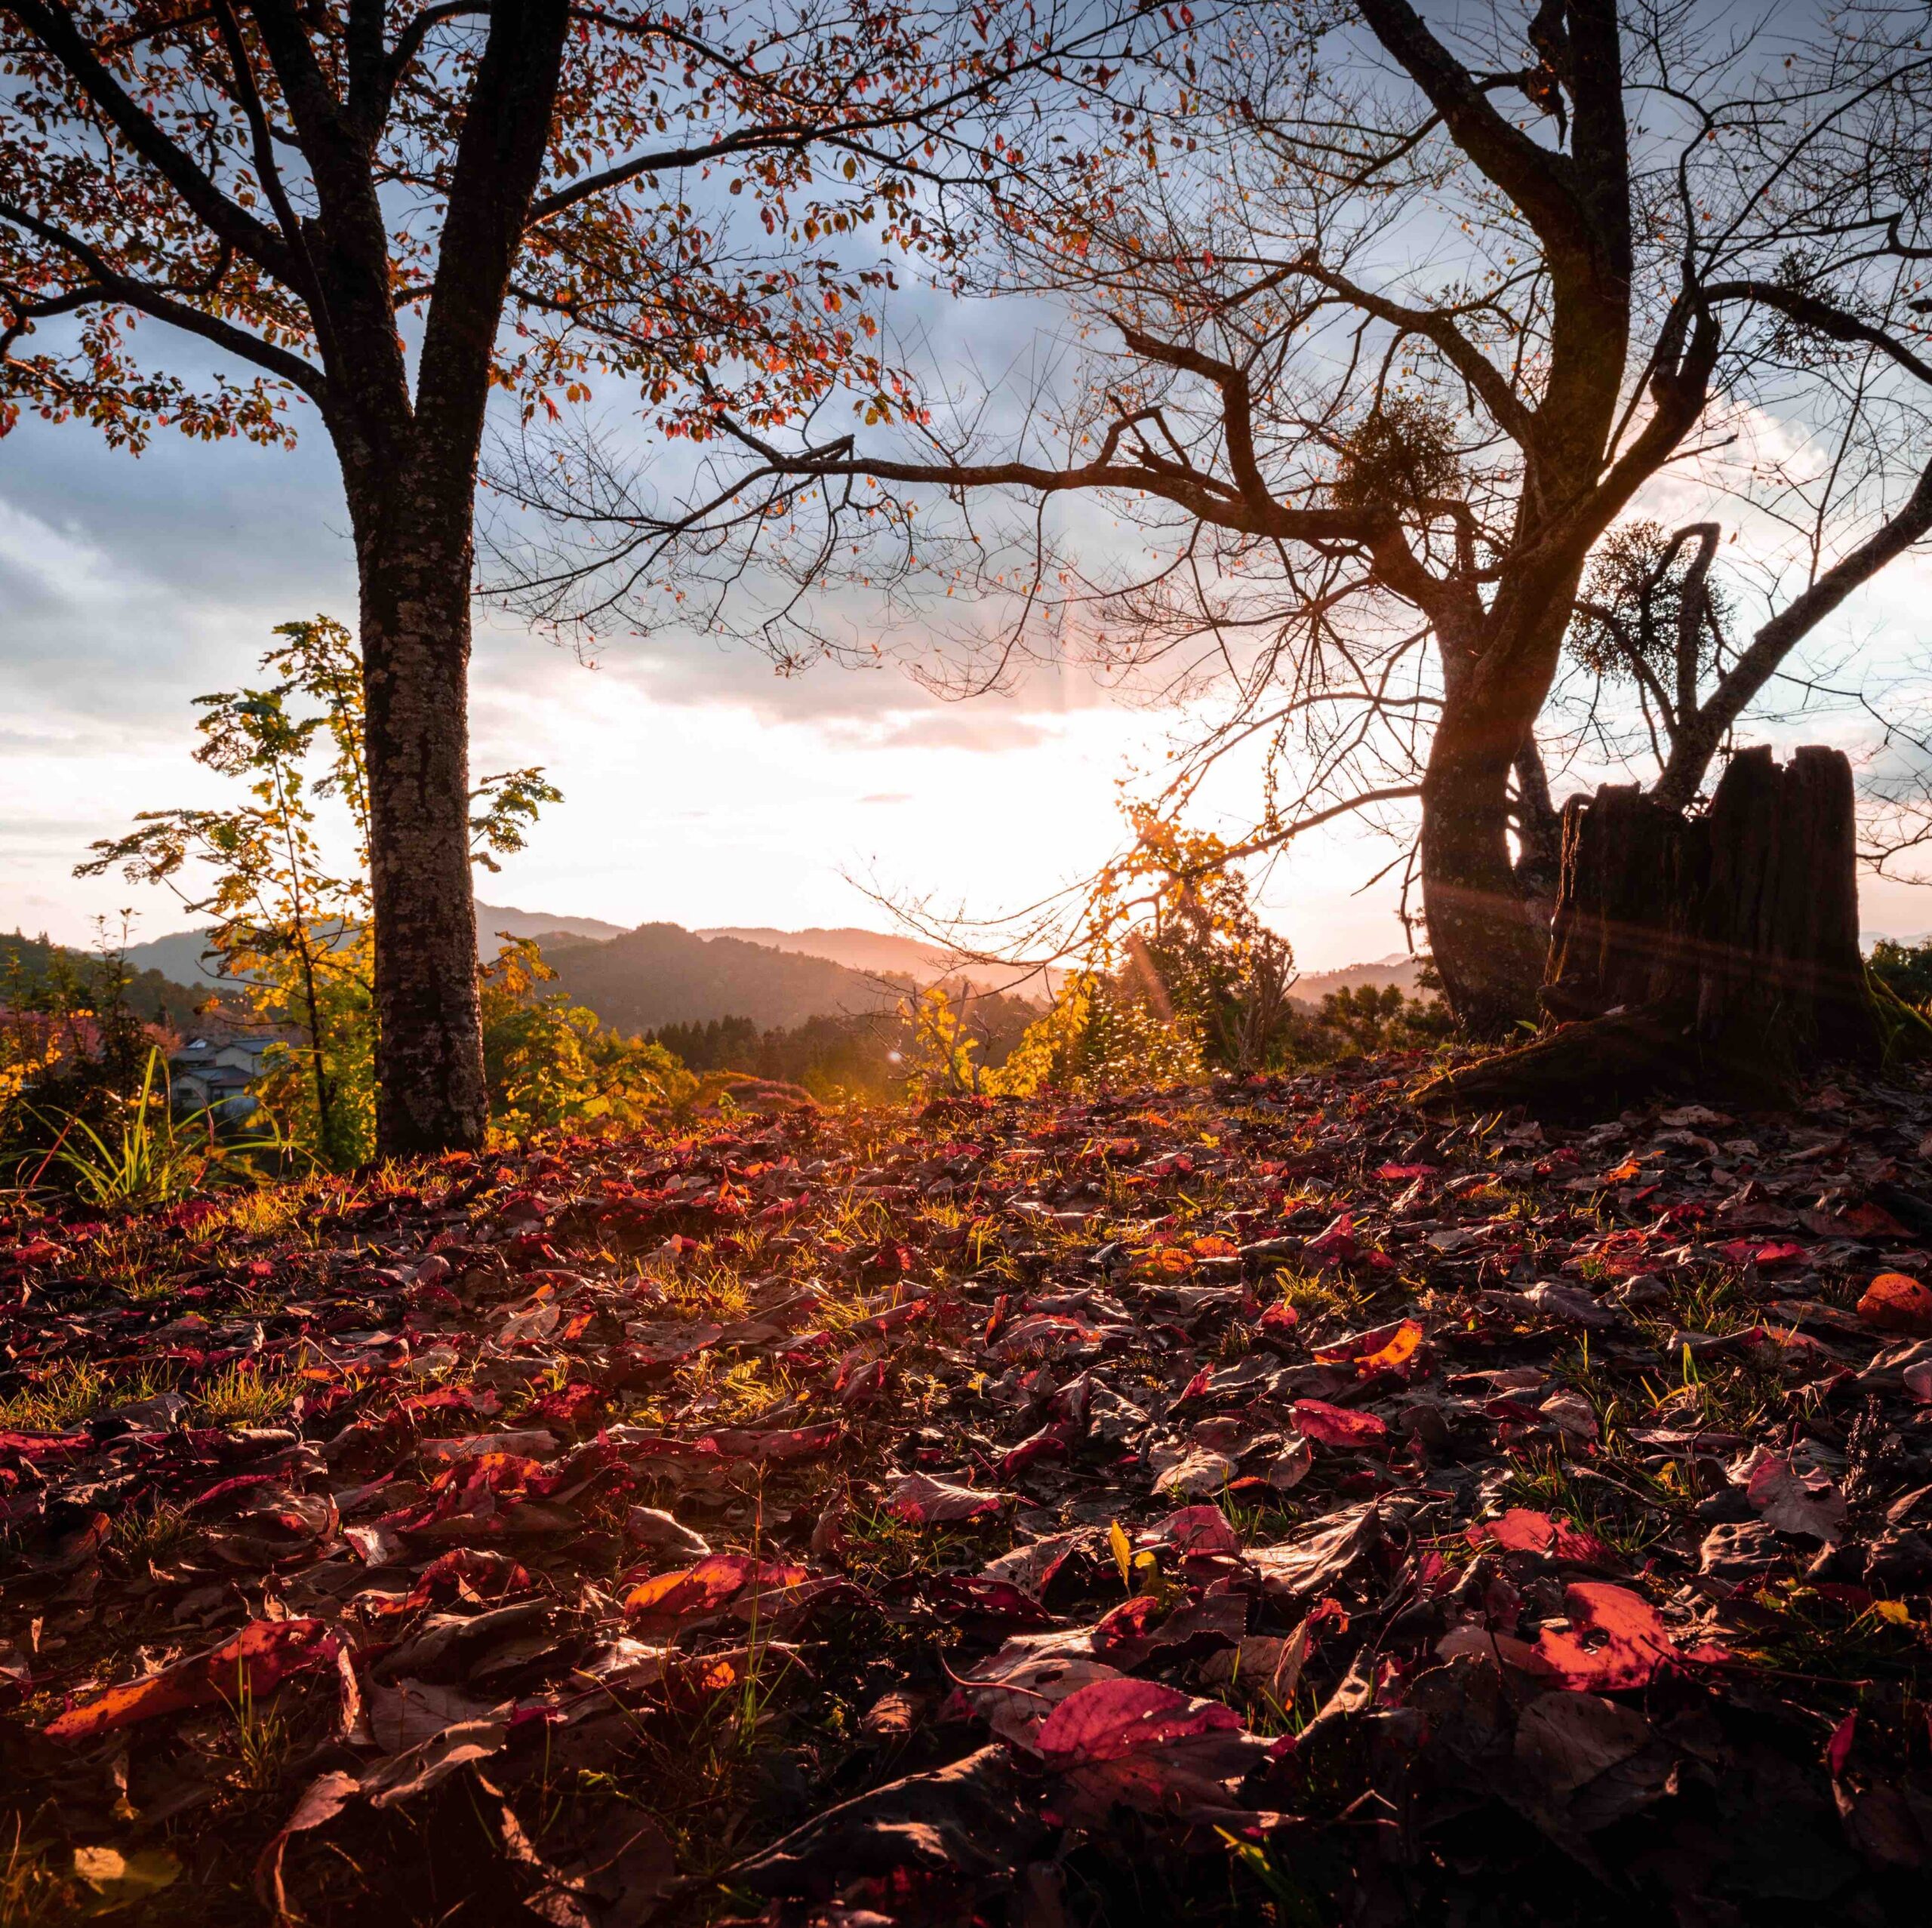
[46, 1620, 339, 1743]
[1857, 1272, 1932, 1335]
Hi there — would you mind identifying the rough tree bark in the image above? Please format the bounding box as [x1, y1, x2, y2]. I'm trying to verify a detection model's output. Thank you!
[1419, 703, 1555, 1038]
[351, 490, 491, 1155]
[328, 0, 570, 1155]
[1423, 745, 1878, 1112]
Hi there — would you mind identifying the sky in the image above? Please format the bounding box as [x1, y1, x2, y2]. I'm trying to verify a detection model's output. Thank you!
[7, 0, 1932, 977]
[0, 386, 1425, 973]
[8, 326, 1932, 976]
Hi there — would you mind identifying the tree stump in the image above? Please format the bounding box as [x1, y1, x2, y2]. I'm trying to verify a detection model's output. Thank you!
[1422, 746, 1878, 1112]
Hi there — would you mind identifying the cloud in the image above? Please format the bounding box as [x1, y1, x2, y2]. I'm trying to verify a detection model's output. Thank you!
[804, 707, 1064, 753]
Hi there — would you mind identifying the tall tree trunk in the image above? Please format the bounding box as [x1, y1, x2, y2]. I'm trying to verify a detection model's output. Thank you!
[1419, 695, 1549, 1039]
[352, 475, 490, 1155]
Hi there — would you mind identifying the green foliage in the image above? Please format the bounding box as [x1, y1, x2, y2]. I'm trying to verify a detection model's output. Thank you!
[1568, 519, 1732, 687]
[651, 1016, 764, 1072]
[901, 985, 984, 1097]
[989, 811, 1299, 1095]
[1331, 392, 1465, 515]
[987, 970, 1204, 1096]
[81, 619, 566, 1168]
[986, 806, 1454, 1096]
[480, 937, 694, 1138]
[1316, 982, 1454, 1054]
[35, 1048, 281, 1210]
[0, 928, 199, 1025]
[1868, 936, 1932, 1007]
[1865, 960, 1932, 1069]
[651, 993, 1040, 1102]
[79, 618, 377, 1167]
[0, 928, 177, 1176]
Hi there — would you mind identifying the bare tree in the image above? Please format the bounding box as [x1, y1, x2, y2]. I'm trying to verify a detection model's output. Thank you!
[493, 0, 1932, 1038]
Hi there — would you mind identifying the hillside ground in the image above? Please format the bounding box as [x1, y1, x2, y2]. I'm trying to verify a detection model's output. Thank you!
[5, 1060, 1932, 1925]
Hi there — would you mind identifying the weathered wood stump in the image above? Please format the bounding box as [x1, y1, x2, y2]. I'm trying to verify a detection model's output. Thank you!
[1422, 746, 1878, 1112]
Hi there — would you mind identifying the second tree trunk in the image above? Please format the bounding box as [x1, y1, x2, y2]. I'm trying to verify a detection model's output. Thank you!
[1426, 744, 1878, 1109]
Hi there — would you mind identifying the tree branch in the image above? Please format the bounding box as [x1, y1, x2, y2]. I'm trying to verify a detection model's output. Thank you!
[5, 0, 298, 285]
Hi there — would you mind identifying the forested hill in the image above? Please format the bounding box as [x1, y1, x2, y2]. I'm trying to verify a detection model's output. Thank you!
[0, 930, 206, 1025]
[542, 921, 908, 1033]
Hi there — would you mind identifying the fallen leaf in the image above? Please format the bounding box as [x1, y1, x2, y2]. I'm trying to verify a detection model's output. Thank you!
[1291, 1399, 1388, 1447]
[45, 1619, 340, 1743]
[72, 1845, 180, 1908]
[1859, 1272, 1932, 1336]
[1534, 1582, 1724, 1690]
[885, 1471, 1014, 1524]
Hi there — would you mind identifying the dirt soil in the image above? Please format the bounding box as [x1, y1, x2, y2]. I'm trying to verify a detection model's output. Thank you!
[5, 1061, 1932, 1925]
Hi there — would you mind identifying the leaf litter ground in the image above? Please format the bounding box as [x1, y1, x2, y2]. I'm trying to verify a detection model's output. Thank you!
[5, 1063, 1932, 1926]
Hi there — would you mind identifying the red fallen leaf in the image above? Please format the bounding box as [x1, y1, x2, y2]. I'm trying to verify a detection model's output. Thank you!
[1035, 1677, 1242, 1768]
[1374, 1163, 1435, 1181]
[1904, 1361, 1932, 1404]
[1304, 1213, 1358, 1266]
[1534, 1582, 1727, 1691]
[602, 1430, 723, 1462]
[998, 1422, 1074, 1479]
[184, 1472, 294, 1516]
[706, 1422, 842, 1463]
[1843, 1200, 1912, 1238]
[623, 1554, 808, 1625]
[920, 1574, 1060, 1626]
[1716, 1239, 1806, 1268]
[255, 1770, 363, 1916]
[405, 1547, 534, 1608]
[45, 1619, 340, 1742]
[1174, 1364, 1213, 1402]
[1292, 1400, 1388, 1447]
[2, 1237, 65, 1269]
[0, 1431, 91, 1462]
[522, 1381, 606, 1431]
[837, 1355, 888, 1407]
[1256, 1299, 1298, 1336]
[847, 1295, 935, 1340]
[1858, 1272, 1932, 1336]
[1828, 1711, 1858, 1778]
[1090, 1593, 1164, 1653]
[887, 1471, 1016, 1525]
[978, 1530, 1088, 1599]
[1146, 1504, 1241, 1557]
[1467, 1508, 1617, 1567]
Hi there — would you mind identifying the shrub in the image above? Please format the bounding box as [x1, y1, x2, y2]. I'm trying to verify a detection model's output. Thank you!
[480, 938, 694, 1137]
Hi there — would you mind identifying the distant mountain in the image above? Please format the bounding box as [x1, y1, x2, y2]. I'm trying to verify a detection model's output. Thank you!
[475, 902, 628, 943]
[120, 929, 233, 989]
[547, 923, 905, 1034]
[700, 924, 971, 979]
[1294, 953, 1431, 1001]
[2, 930, 208, 1023]
[702, 926, 1057, 1000]
[123, 901, 625, 989]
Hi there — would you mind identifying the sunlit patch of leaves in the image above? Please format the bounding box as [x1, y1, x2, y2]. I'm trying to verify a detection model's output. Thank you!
[192, 1359, 298, 1428]
[0, 1358, 172, 1432]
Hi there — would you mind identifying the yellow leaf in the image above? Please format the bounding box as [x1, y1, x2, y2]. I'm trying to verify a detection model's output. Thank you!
[1109, 1520, 1132, 1589]
[72, 1846, 180, 1909]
